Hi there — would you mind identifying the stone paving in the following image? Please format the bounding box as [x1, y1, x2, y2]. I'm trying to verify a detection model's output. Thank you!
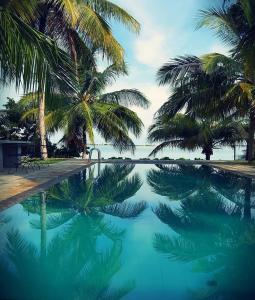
[210, 162, 255, 178]
[0, 159, 93, 210]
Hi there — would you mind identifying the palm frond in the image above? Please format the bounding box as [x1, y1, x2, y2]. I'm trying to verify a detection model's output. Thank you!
[100, 89, 150, 108]
[157, 56, 201, 86]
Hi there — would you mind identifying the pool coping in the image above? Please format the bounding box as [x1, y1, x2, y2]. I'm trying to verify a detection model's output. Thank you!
[0, 162, 95, 211]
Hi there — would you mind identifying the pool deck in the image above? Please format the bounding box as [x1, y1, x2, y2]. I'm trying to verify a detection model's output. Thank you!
[1, 159, 255, 210]
[0, 159, 94, 211]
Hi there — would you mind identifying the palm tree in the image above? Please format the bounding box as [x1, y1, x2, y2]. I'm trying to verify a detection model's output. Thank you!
[1, 0, 141, 159]
[197, 0, 255, 160]
[22, 61, 149, 158]
[148, 114, 245, 160]
[31, 0, 141, 159]
[156, 55, 234, 119]
[0, 0, 75, 89]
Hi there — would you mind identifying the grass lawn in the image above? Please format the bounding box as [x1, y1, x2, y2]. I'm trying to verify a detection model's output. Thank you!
[35, 158, 68, 165]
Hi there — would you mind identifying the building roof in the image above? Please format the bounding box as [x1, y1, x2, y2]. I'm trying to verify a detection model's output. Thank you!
[0, 140, 32, 144]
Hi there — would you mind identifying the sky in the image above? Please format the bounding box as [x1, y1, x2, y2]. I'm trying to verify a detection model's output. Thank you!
[0, 0, 229, 144]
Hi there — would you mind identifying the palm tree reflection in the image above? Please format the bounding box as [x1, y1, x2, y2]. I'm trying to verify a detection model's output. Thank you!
[148, 164, 255, 299]
[0, 164, 144, 299]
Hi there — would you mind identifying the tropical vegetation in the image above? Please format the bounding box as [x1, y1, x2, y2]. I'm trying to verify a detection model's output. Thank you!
[0, 0, 147, 159]
[151, 0, 255, 161]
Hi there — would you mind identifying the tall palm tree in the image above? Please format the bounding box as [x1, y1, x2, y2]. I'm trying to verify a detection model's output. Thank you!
[32, 0, 141, 159]
[22, 61, 149, 158]
[1, 0, 141, 159]
[148, 114, 245, 160]
[197, 0, 255, 160]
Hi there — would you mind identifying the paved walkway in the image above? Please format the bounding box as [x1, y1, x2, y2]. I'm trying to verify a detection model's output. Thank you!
[210, 162, 255, 178]
[0, 159, 93, 211]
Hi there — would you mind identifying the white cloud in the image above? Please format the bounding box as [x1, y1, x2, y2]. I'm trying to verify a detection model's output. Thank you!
[135, 30, 169, 68]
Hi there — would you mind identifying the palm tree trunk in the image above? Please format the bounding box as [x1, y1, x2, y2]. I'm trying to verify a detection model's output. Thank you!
[39, 90, 48, 159]
[82, 130, 87, 159]
[232, 144, 236, 160]
[247, 111, 255, 161]
[202, 144, 213, 161]
[38, 8, 49, 160]
[205, 153, 211, 161]
[68, 31, 78, 74]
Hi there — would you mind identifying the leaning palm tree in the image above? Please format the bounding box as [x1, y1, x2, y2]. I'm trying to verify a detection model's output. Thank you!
[148, 114, 245, 160]
[22, 60, 149, 157]
[31, 0, 141, 158]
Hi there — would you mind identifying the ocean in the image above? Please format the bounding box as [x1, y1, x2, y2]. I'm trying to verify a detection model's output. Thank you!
[88, 145, 246, 160]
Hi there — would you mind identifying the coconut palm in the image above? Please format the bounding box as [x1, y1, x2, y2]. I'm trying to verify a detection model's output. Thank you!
[156, 55, 234, 119]
[1, 0, 141, 159]
[148, 114, 245, 160]
[30, 0, 141, 159]
[0, 0, 75, 89]
[197, 0, 255, 160]
[22, 60, 149, 158]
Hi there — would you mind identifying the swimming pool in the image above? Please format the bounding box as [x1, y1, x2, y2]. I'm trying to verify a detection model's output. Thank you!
[0, 163, 255, 300]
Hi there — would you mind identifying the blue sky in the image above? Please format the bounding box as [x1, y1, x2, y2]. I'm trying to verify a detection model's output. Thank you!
[103, 0, 229, 144]
[0, 0, 229, 144]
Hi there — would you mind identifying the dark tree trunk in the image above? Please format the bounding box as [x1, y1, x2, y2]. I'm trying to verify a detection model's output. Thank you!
[205, 153, 211, 161]
[247, 111, 255, 161]
[233, 144, 236, 160]
[202, 144, 213, 161]
[68, 30, 78, 73]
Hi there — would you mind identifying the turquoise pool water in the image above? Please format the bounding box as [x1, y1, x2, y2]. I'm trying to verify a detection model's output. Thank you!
[0, 164, 255, 300]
